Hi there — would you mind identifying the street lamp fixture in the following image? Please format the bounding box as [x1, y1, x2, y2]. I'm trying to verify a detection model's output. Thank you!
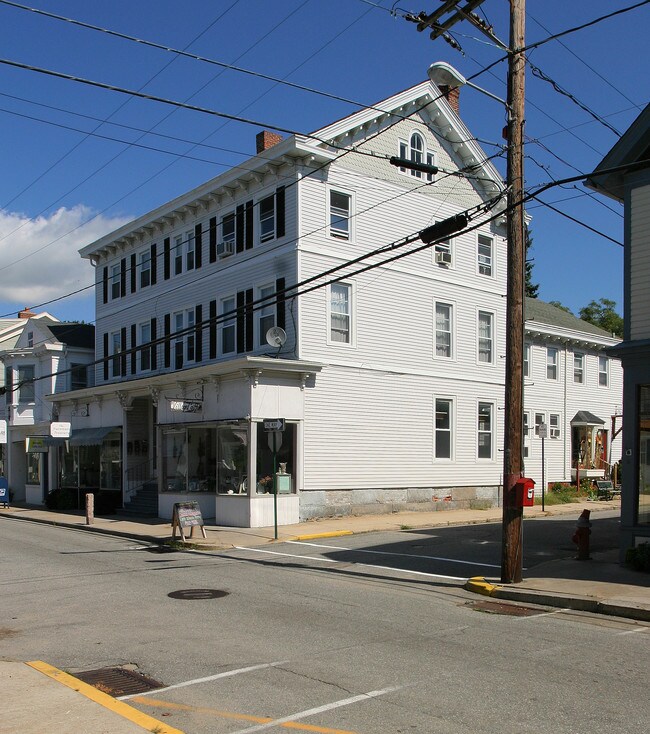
[427, 62, 510, 112]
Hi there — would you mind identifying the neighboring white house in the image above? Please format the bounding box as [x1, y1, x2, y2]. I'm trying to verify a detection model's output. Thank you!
[1, 313, 94, 505]
[586, 102, 650, 557]
[46, 79, 621, 526]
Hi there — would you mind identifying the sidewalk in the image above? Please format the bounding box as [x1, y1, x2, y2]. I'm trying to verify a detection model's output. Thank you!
[1, 499, 649, 624]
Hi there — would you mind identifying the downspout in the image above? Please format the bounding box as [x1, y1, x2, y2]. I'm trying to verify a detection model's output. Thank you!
[563, 343, 568, 480]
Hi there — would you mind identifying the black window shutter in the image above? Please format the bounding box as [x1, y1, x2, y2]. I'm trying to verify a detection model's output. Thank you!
[151, 243, 157, 285]
[103, 333, 109, 381]
[164, 237, 170, 280]
[275, 277, 286, 330]
[164, 314, 171, 368]
[245, 200, 254, 250]
[236, 291, 245, 353]
[130, 324, 137, 374]
[236, 205, 244, 253]
[195, 223, 202, 269]
[102, 266, 108, 304]
[209, 217, 217, 263]
[209, 300, 217, 359]
[245, 288, 254, 352]
[130, 254, 136, 294]
[276, 186, 285, 238]
[120, 258, 127, 298]
[195, 304, 203, 362]
[150, 317, 157, 370]
[120, 327, 127, 376]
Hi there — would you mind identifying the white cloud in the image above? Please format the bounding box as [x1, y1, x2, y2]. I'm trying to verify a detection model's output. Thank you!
[0, 205, 129, 307]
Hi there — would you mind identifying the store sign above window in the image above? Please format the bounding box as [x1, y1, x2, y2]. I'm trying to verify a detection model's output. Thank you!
[169, 399, 202, 413]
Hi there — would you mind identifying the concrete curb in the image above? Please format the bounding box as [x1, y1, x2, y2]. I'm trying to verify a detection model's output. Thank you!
[27, 660, 185, 734]
[465, 576, 650, 622]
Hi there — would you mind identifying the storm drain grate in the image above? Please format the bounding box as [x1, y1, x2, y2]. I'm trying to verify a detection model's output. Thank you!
[168, 588, 229, 600]
[468, 600, 542, 617]
[74, 667, 164, 697]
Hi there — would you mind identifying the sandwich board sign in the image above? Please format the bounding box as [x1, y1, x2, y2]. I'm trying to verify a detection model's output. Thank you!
[171, 501, 207, 542]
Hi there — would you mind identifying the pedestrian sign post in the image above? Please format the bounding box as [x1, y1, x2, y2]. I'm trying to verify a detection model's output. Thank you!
[263, 418, 285, 539]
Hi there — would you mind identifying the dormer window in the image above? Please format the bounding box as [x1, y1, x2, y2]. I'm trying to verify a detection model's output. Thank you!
[398, 132, 436, 182]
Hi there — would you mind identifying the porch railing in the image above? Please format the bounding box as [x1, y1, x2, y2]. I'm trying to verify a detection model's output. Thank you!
[124, 458, 157, 503]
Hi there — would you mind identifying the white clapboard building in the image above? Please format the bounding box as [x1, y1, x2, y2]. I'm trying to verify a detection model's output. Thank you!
[47, 79, 622, 526]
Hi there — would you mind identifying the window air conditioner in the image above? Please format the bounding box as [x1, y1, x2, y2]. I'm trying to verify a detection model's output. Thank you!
[435, 250, 452, 265]
[550, 428, 560, 438]
[217, 241, 234, 257]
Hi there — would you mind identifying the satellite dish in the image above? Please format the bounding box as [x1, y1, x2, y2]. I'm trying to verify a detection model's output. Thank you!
[266, 326, 287, 347]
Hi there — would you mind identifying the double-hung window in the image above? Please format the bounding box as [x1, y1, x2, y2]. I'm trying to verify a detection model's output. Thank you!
[435, 302, 453, 358]
[70, 363, 88, 390]
[111, 332, 121, 377]
[185, 231, 195, 272]
[478, 402, 493, 459]
[574, 352, 584, 384]
[330, 283, 351, 344]
[140, 250, 151, 288]
[547, 347, 558, 380]
[523, 412, 530, 458]
[478, 311, 494, 364]
[140, 322, 152, 372]
[478, 234, 493, 276]
[258, 285, 276, 345]
[598, 356, 609, 387]
[174, 235, 183, 275]
[534, 412, 545, 437]
[398, 134, 436, 181]
[111, 264, 120, 300]
[434, 235, 452, 266]
[221, 297, 236, 354]
[524, 343, 531, 378]
[174, 310, 195, 369]
[259, 195, 275, 243]
[220, 214, 235, 256]
[435, 398, 453, 459]
[549, 413, 560, 438]
[17, 365, 35, 403]
[329, 191, 351, 240]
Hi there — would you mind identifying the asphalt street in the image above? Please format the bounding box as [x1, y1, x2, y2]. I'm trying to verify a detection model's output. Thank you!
[1, 514, 647, 734]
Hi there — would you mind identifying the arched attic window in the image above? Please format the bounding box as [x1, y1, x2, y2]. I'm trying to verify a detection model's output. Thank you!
[398, 131, 436, 181]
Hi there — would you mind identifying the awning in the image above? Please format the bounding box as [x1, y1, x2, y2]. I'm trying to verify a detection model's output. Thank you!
[69, 426, 120, 447]
[571, 411, 605, 426]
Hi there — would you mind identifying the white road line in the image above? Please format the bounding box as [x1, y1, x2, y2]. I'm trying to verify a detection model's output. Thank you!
[235, 546, 466, 581]
[228, 684, 405, 734]
[617, 627, 648, 636]
[234, 547, 338, 562]
[118, 661, 289, 700]
[511, 609, 565, 621]
[288, 540, 501, 569]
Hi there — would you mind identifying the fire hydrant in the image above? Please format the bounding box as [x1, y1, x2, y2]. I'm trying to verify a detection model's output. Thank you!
[572, 509, 591, 560]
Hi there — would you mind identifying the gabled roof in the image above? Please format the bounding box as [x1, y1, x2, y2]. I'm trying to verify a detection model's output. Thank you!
[585, 103, 650, 202]
[525, 298, 612, 337]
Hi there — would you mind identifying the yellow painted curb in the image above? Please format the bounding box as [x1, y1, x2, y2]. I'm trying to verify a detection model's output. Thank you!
[26, 661, 184, 734]
[291, 530, 354, 541]
[465, 576, 499, 596]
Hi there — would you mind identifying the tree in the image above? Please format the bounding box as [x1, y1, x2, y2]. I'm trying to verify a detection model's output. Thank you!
[549, 300, 572, 314]
[579, 298, 623, 337]
[524, 226, 539, 298]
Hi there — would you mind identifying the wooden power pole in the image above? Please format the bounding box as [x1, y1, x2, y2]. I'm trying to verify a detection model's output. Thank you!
[501, 0, 526, 584]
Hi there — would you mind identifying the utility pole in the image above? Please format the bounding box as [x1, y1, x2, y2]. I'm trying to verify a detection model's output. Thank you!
[411, 0, 527, 582]
[501, 0, 526, 584]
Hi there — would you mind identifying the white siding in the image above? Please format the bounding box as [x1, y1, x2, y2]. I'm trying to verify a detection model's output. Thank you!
[630, 183, 650, 340]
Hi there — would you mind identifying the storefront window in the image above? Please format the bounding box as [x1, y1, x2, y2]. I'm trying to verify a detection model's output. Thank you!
[26, 451, 40, 484]
[58, 438, 118, 490]
[100, 434, 122, 490]
[255, 422, 295, 494]
[162, 425, 222, 493]
[639, 386, 650, 525]
[217, 424, 248, 495]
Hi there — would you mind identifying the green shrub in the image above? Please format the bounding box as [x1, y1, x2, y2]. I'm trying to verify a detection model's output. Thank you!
[625, 542, 650, 573]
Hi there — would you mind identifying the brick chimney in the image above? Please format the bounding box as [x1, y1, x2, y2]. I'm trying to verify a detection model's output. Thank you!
[18, 307, 34, 319]
[439, 85, 460, 115]
[256, 130, 283, 153]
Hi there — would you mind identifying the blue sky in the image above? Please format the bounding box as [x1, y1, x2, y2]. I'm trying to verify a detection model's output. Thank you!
[0, 0, 647, 323]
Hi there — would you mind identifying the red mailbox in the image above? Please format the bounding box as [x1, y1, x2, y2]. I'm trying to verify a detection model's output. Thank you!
[514, 477, 535, 507]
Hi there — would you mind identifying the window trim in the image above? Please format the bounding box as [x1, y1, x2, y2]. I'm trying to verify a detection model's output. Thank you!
[432, 230, 453, 267]
[477, 400, 495, 461]
[598, 355, 610, 387]
[259, 193, 276, 244]
[534, 412, 546, 438]
[573, 351, 585, 384]
[434, 396, 454, 460]
[328, 187, 353, 242]
[221, 296, 236, 355]
[546, 346, 559, 381]
[17, 364, 35, 404]
[139, 322, 152, 372]
[477, 233, 494, 277]
[111, 331, 121, 377]
[523, 411, 530, 458]
[110, 264, 120, 300]
[139, 249, 151, 289]
[434, 300, 454, 360]
[257, 284, 276, 346]
[477, 309, 495, 366]
[524, 343, 531, 378]
[327, 281, 355, 347]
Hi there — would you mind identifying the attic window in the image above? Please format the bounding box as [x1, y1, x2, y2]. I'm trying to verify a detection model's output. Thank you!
[27, 331, 33, 347]
[398, 133, 436, 182]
